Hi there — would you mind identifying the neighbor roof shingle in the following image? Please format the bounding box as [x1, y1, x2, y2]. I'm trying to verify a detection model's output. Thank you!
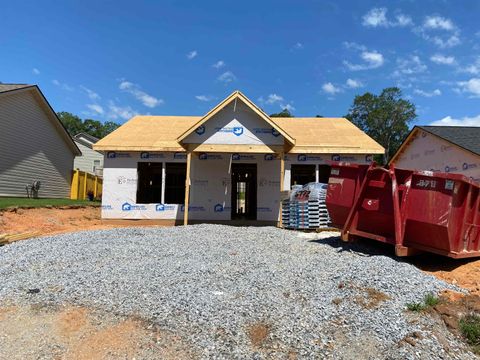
[0, 84, 34, 93]
[418, 125, 480, 156]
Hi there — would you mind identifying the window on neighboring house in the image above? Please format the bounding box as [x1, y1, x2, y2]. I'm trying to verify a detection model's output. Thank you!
[164, 163, 187, 204]
[290, 164, 316, 187]
[93, 160, 101, 173]
[136, 162, 163, 204]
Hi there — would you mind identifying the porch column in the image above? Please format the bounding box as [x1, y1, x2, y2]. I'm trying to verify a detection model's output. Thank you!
[184, 152, 192, 225]
[278, 152, 285, 227]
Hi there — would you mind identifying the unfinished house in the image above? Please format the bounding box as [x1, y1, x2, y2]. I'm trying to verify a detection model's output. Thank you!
[94, 91, 384, 225]
[390, 125, 480, 182]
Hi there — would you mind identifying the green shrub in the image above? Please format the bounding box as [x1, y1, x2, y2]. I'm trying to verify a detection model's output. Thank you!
[460, 314, 480, 348]
[424, 293, 440, 307]
[406, 302, 425, 312]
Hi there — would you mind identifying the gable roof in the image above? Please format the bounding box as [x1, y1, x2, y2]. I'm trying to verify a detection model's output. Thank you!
[389, 125, 480, 164]
[94, 91, 384, 154]
[177, 91, 296, 145]
[418, 126, 480, 155]
[74, 132, 100, 149]
[0, 84, 81, 155]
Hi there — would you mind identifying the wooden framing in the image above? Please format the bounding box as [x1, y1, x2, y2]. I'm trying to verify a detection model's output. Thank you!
[183, 143, 284, 154]
[278, 152, 285, 227]
[176, 91, 296, 145]
[183, 152, 192, 225]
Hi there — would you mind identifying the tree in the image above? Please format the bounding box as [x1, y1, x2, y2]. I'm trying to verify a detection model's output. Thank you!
[57, 112, 84, 136]
[57, 112, 120, 138]
[270, 108, 293, 117]
[345, 87, 416, 163]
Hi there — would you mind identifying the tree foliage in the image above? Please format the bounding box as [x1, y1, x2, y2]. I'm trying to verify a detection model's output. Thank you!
[270, 108, 294, 117]
[345, 87, 416, 163]
[57, 112, 120, 139]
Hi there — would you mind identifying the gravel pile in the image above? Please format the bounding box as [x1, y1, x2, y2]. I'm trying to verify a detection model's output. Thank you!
[0, 225, 473, 359]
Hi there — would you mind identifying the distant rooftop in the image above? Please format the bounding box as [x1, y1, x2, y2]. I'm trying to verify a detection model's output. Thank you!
[0, 83, 34, 93]
[418, 125, 480, 156]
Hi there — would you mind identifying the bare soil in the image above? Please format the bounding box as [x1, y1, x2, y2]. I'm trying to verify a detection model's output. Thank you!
[0, 303, 197, 360]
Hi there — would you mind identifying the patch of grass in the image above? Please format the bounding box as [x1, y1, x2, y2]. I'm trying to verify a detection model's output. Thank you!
[0, 197, 100, 210]
[406, 293, 440, 312]
[460, 314, 480, 352]
[424, 293, 440, 307]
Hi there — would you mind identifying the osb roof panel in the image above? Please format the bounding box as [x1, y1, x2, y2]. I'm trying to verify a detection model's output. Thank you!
[95, 115, 384, 153]
[271, 117, 384, 152]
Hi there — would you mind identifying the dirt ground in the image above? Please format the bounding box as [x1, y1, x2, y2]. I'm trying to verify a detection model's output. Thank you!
[0, 206, 117, 236]
[0, 303, 197, 360]
[1, 207, 480, 356]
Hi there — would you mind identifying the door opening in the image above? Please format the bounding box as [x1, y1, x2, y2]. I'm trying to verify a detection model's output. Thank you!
[231, 163, 257, 220]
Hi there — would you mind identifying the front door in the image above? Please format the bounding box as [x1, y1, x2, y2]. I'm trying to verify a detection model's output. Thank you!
[231, 163, 257, 220]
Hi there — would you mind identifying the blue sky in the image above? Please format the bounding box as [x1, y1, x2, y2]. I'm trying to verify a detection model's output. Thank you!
[2, 0, 480, 127]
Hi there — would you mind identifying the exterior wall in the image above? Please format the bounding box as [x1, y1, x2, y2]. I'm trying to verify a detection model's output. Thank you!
[0, 91, 74, 198]
[101, 151, 373, 221]
[394, 130, 480, 182]
[73, 141, 104, 176]
[183, 100, 284, 145]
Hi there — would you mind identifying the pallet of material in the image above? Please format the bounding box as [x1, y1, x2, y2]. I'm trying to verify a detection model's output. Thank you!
[0, 232, 40, 245]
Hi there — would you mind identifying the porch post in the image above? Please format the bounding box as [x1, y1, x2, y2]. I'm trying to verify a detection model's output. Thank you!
[184, 152, 192, 226]
[278, 152, 285, 227]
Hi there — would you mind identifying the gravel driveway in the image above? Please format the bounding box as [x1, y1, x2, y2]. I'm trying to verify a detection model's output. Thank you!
[0, 225, 473, 359]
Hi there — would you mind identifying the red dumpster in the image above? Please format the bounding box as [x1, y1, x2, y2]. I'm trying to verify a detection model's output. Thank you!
[326, 162, 372, 229]
[341, 165, 480, 259]
[398, 169, 480, 258]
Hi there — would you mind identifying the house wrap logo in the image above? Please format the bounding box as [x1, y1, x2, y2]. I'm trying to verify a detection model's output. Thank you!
[140, 152, 164, 159]
[155, 204, 176, 211]
[332, 155, 357, 162]
[199, 153, 223, 160]
[445, 165, 458, 173]
[107, 151, 131, 159]
[214, 204, 224, 212]
[117, 176, 136, 185]
[264, 154, 275, 161]
[180, 205, 206, 212]
[298, 154, 323, 162]
[253, 128, 280, 137]
[173, 152, 187, 160]
[232, 153, 255, 161]
[195, 125, 206, 135]
[216, 126, 244, 136]
[122, 202, 147, 211]
[463, 163, 477, 170]
[365, 155, 373, 162]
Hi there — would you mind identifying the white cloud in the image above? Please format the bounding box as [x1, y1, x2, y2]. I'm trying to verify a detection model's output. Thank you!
[413, 89, 441, 97]
[52, 79, 74, 91]
[80, 85, 101, 100]
[417, 15, 460, 48]
[108, 101, 139, 120]
[195, 95, 214, 101]
[362, 7, 412, 28]
[187, 50, 198, 60]
[322, 82, 342, 95]
[264, 93, 284, 104]
[457, 78, 480, 97]
[86, 103, 104, 115]
[32, 68, 40, 75]
[281, 103, 296, 112]
[393, 55, 427, 76]
[430, 114, 480, 126]
[345, 78, 363, 88]
[344, 50, 384, 71]
[217, 71, 236, 83]
[119, 80, 164, 108]
[430, 54, 456, 65]
[212, 60, 225, 69]
[343, 42, 367, 51]
[423, 15, 455, 31]
[458, 58, 480, 75]
[291, 42, 304, 50]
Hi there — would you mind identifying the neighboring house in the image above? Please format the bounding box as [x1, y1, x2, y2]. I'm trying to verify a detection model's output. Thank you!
[94, 90, 384, 225]
[0, 84, 81, 198]
[390, 125, 480, 182]
[73, 132, 104, 176]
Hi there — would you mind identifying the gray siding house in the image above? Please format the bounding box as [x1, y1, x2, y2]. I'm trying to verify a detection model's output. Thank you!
[73, 133, 104, 176]
[0, 84, 81, 198]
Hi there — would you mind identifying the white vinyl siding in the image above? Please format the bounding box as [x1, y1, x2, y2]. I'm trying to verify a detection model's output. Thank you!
[0, 90, 75, 198]
[73, 141, 104, 175]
